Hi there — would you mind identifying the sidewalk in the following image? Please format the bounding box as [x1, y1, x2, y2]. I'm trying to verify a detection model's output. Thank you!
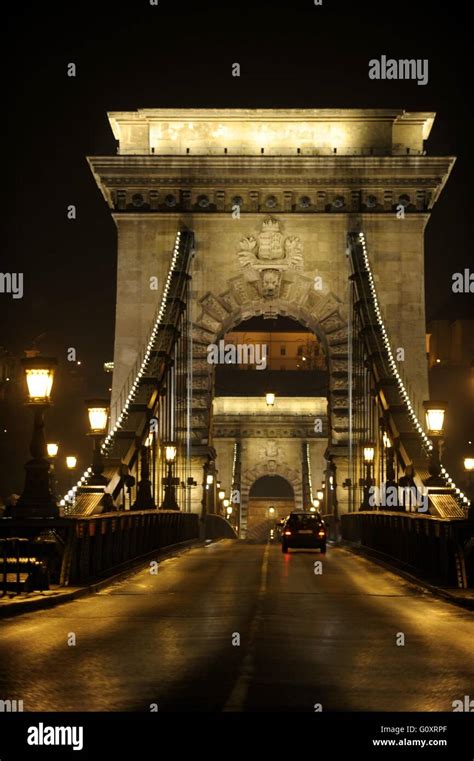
[341, 542, 474, 611]
[0, 538, 208, 619]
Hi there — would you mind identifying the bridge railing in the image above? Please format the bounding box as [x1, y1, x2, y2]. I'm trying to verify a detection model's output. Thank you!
[341, 511, 473, 588]
[0, 511, 200, 589]
[204, 514, 238, 540]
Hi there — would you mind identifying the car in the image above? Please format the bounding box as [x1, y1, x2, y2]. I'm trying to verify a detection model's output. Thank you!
[281, 511, 327, 554]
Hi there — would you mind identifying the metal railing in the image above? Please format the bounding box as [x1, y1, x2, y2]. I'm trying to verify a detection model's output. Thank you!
[341, 511, 472, 588]
[0, 512, 200, 589]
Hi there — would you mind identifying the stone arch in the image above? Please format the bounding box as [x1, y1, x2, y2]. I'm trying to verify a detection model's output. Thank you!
[242, 465, 301, 541]
[191, 276, 349, 447]
[249, 474, 294, 499]
[242, 462, 302, 508]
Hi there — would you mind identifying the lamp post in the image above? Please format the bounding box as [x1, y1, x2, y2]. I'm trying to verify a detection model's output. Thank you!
[464, 456, 474, 520]
[161, 442, 179, 510]
[383, 429, 398, 508]
[47, 442, 59, 499]
[265, 392, 275, 407]
[383, 431, 396, 481]
[218, 488, 225, 515]
[133, 430, 156, 510]
[65, 455, 77, 510]
[14, 356, 58, 518]
[66, 455, 77, 489]
[85, 399, 109, 486]
[312, 498, 320, 510]
[423, 401, 448, 486]
[360, 443, 375, 510]
[205, 468, 216, 514]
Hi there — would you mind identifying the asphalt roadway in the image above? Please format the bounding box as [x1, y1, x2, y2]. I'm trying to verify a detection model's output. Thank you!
[0, 540, 473, 712]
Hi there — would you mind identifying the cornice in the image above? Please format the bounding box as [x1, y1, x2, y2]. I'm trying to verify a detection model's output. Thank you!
[88, 155, 455, 175]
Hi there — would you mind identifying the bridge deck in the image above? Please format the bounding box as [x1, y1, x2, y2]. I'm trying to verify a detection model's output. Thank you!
[0, 541, 472, 712]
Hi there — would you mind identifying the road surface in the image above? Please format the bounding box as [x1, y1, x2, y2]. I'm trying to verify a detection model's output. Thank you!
[0, 540, 473, 711]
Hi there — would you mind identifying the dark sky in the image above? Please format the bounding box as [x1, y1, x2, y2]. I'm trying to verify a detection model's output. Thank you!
[1, 0, 473, 492]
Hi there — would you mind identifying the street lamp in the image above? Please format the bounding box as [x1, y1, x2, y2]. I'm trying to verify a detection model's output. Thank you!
[223, 498, 230, 510]
[165, 443, 176, 463]
[218, 489, 226, 501]
[14, 356, 58, 517]
[47, 442, 59, 499]
[360, 443, 375, 510]
[133, 434, 156, 510]
[312, 498, 320, 509]
[423, 401, 448, 485]
[85, 399, 109, 486]
[363, 445, 375, 465]
[265, 392, 275, 407]
[65, 455, 78, 507]
[206, 473, 214, 488]
[424, 402, 447, 436]
[161, 441, 179, 510]
[23, 357, 56, 403]
[464, 456, 474, 519]
[383, 427, 397, 490]
[47, 442, 59, 458]
[316, 490, 324, 501]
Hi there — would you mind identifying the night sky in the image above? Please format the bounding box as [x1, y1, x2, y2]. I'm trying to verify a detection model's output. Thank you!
[2, 0, 473, 495]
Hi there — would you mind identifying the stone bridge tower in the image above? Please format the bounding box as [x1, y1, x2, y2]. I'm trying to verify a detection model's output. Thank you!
[88, 109, 454, 518]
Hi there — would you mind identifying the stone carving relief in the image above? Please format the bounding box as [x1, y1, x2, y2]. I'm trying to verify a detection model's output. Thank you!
[264, 440, 281, 459]
[237, 217, 304, 300]
[261, 269, 281, 299]
[260, 440, 282, 474]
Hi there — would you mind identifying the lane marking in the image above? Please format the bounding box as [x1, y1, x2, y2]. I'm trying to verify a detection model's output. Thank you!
[222, 543, 270, 712]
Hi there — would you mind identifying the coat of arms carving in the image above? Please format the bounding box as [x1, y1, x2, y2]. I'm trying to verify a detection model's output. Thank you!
[237, 217, 303, 300]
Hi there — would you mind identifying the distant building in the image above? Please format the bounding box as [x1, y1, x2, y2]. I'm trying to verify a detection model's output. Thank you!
[427, 319, 474, 369]
[224, 330, 326, 371]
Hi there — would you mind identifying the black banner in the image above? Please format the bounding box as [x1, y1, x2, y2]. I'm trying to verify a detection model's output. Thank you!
[1, 712, 473, 759]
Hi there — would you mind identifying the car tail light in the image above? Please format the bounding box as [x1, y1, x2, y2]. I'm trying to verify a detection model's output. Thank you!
[284, 530, 292, 536]
[317, 530, 326, 537]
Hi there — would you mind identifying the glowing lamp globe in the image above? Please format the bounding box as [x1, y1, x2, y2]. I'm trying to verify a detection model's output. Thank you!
[423, 401, 447, 436]
[22, 357, 57, 404]
[86, 399, 109, 435]
[363, 445, 375, 464]
[164, 443, 177, 463]
[464, 457, 474, 473]
[47, 442, 59, 458]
